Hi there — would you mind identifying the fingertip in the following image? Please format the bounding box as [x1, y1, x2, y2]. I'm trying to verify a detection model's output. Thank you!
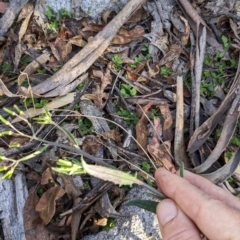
[157, 199, 177, 229]
[157, 199, 201, 240]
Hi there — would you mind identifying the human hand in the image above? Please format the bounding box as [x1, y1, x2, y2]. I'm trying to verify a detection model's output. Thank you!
[155, 168, 240, 240]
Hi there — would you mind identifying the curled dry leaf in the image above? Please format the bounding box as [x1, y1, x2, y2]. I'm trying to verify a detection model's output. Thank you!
[83, 136, 101, 154]
[14, 10, 34, 70]
[112, 27, 145, 44]
[89, 68, 112, 109]
[35, 185, 65, 225]
[159, 104, 173, 142]
[41, 168, 55, 186]
[24, 187, 51, 240]
[159, 44, 182, 66]
[179, 15, 190, 45]
[147, 117, 176, 173]
[126, 60, 146, 81]
[101, 129, 122, 143]
[136, 102, 153, 152]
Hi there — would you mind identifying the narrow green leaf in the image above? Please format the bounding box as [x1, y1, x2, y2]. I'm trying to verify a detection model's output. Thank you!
[0, 116, 10, 125]
[2, 169, 14, 179]
[14, 104, 24, 115]
[0, 130, 13, 137]
[3, 107, 16, 116]
[124, 199, 159, 213]
[81, 156, 137, 186]
[180, 162, 184, 178]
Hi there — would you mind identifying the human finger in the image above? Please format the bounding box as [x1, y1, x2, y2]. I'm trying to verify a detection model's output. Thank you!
[155, 168, 240, 240]
[157, 199, 201, 240]
[176, 169, 240, 211]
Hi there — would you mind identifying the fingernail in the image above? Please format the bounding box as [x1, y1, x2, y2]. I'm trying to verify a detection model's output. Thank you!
[157, 199, 177, 227]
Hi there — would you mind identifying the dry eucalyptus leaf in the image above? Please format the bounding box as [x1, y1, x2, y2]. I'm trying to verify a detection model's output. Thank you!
[35, 185, 65, 225]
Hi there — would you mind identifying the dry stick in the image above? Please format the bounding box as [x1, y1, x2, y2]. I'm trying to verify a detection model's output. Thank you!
[174, 76, 191, 167]
[194, 25, 206, 128]
[189, 32, 196, 137]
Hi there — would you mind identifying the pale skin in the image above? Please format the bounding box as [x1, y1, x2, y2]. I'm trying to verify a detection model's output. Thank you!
[155, 168, 240, 240]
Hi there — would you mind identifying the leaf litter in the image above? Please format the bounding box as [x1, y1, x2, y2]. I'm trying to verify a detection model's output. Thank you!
[0, 0, 240, 239]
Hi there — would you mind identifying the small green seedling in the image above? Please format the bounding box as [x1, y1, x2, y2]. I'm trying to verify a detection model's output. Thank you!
[112, 55, 123, 71]
[103, 218, 116, 231]
[160, 66, 173, 76]
[1, 62, 13, 75]
[221, 35, 229, 50]
[76, 81, 85, 91]
[130, 55, 144, 68]
[77, 118, 93, 136]
[45, 5, 72, 32]
[141, 161, 151, 173]
[120, 83, 137, 97]
[117, 107, 139, 126]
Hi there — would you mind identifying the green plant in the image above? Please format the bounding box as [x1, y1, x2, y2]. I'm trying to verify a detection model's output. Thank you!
[221, 35, 229, 50]
[160, 66, 173, 76]
[200, 82, 215, 97]
[1, 62, 13, 75]
[149, 109, 161, 120]
[120, 83, 137, 97]
[37, 69, 47, 74]
[45, 5, 72, 32]
[117, 107, 139, 126]
[20, 55, 31, 65]
[76, 81, 84, 91]
[112, 55, 123, 71]
[87, 6, 92, 16]
[200, 52, 238, 97]
[141, 161, 151, 173]
[21, 98, 49, 108]
[77, 118, 93, 136]
[103, 218, 116, 231]
[130, 55, 144, 68]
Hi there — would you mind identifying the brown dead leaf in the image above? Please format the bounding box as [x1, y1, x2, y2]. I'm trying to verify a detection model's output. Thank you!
[59, 174, 82, 240]
[69, 35, 87, 47]
[159, 44, 182, 66]
[17, 2, 34, 21]
[179, 16, 190, 45]
[24, 187, 51, 240]
[91, 67, 112, 109]
[82, 22, 145, 44]
[83, 136, 101, 154]
[14, 10, 34, 70]
[41, 168, 55, 186]
[9, 136, 29, 147]
[101, 129, 122, 142]
[159, 104, 173, 142]
[95, 218, 108, 226]
[35, 185, 65, 225]
[54, 37, 72, 62]
[126, 7, 145, 24]
[147, 118, 176, 173]
[102, 10, 112, 24]
[112, 27, 145, 44]
[136, 102, 153, 152]
[126, 61, 146, 81]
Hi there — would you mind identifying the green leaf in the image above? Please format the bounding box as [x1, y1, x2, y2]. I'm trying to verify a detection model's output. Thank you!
[142, 161, 151, 173]
[81, 156, 137, 186]
[124, 199, 159, 213]
[180, 162, 184, 178]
